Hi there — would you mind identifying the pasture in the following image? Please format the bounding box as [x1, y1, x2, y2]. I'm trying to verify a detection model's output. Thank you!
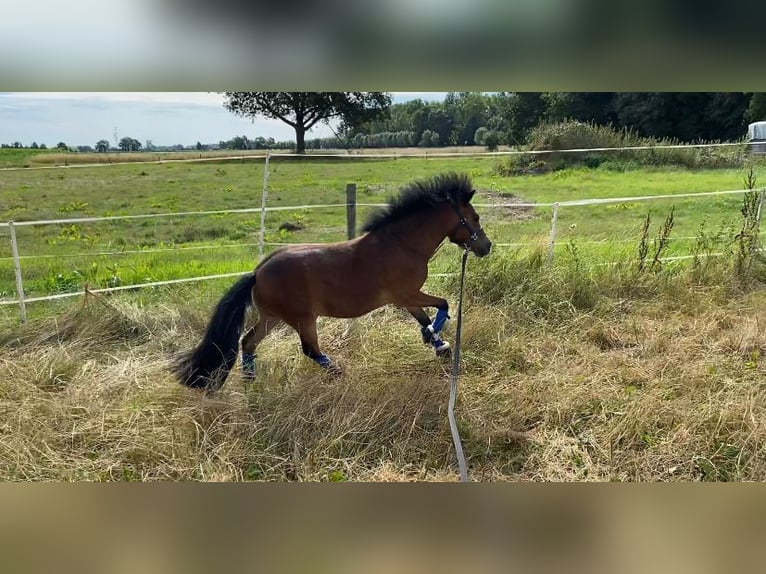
[1, 152, 765, 481]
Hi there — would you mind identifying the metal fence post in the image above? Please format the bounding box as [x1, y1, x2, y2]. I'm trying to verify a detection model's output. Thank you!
[346, 183, 357, 239]
[258, 153, 271, 260]
[546, 202, 560, 266]
[8, 220, 27, 323]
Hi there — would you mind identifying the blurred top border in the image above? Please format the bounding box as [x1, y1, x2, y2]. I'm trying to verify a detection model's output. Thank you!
[3, 0, 766, 90]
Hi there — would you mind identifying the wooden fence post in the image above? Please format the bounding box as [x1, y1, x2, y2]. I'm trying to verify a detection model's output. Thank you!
[8, 221, 27, 323]
[343, 183, 358, 337]
[546, 202, 560, 266]
[258, 153, 271, 260]
[346, 183, 357, 239]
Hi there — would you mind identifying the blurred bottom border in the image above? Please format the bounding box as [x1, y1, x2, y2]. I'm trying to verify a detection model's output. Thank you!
[1, 484, 765, 574]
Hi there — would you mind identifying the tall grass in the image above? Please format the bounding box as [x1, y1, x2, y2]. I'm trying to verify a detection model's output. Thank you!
[3, 157, 766, 481]
[2, 222, 766, 481]
[496, 120, 754, 175]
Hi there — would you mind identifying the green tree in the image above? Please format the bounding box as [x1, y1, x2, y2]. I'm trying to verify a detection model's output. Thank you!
[95, 139, 110, 152]
[230, 135, 249, 150]
[418, 129, 436, 147]
[222, 92, 391, 154]
[544, 92, 618, 126]
[118, 137, 142, 152]
[56, 142, 68, 150]
[701, 93, 750, 141]
[444, 92, 490, 145]
[497, 92, 548, 145]
[613, 93, 749, 141]
[746, 93, 766, 123]
[474, 126, 488, 145]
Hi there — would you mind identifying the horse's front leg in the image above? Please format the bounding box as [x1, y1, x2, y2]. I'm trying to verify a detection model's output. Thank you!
[401, 292, 451, 357]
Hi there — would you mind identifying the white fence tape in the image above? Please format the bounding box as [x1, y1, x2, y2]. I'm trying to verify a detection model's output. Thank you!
[2, 146, 763, 311]
[0, 269, 457, 306]
[0, 272, 251, 306]
[0, 139, 758, 173]
[0, 241, 318, 262]
[0, 187, 755, 230]
[0, 203, 364, 228]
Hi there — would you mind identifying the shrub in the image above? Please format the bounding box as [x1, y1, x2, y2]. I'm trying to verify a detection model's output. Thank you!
[495, 120, 750, 175]
[484, 131, 500, 152]
[474, 127, 488, 146]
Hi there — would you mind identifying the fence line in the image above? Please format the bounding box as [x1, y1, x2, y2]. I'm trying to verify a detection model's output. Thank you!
[275, 141, 755, 159]
[0, 272, 251, 306]
[10, 231, 766, 263]
[0, 203, 363, 229]
[0, 187, 756, 230]
[0, 140, 758, 173]
[0, 241, 315, 261]
[0, 153, 273, 173]
[0, 245, 755, 309]
[0, 269, 459, 307]
[3, 160, 764, 319]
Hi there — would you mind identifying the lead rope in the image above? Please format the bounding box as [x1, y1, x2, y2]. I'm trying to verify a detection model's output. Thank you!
[448, 249, 470, 482]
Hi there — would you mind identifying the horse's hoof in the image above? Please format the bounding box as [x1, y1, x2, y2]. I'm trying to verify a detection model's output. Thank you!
[435, 345, 452, 359]
[327, 364, 344, 377]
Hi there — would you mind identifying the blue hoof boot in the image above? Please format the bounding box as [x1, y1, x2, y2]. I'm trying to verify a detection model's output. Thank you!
[433, 339, 451, 358]
[422, 325, 451, 357]
[242, 353, 256, 381]
[314, 354, 342, 376]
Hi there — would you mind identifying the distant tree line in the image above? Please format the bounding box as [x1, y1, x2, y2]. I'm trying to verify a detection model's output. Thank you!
[347, 92, 766, 148]
[218, 135, 289, 150]
[6, 93, 763, 154]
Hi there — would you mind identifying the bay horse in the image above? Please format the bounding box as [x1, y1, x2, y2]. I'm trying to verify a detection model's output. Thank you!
[173, 172, 492, 390]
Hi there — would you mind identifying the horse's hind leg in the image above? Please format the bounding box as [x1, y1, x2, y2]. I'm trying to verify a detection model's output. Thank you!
[240, 314, 279, 381]
[289, 316, 341, 375]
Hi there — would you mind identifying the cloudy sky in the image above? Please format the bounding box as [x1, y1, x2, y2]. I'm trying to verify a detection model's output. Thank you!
[0, 92, 447, 148]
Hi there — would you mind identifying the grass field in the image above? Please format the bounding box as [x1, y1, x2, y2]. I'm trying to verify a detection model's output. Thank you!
[1, 154, 760, 304]
[2, 149, 766, 481]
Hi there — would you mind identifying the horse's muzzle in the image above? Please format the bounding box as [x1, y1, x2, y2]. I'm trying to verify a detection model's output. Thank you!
[471, 238, 492, 258]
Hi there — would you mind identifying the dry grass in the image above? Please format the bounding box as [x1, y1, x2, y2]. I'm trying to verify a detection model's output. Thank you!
[2, 146, 508, 170]
[2, 261, 766, 482]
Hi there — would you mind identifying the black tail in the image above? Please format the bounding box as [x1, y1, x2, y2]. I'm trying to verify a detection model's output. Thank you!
[173, 273, 256, 390]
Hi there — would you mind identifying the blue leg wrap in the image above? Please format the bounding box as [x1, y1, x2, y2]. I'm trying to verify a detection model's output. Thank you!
[242, 353, 256, 379]
[421, 325, 450, 353]
[432, 307, 450, 334]
[314, 354, 333, 368]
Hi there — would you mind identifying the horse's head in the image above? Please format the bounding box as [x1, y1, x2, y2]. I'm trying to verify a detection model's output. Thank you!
[446, 194, 492, 257]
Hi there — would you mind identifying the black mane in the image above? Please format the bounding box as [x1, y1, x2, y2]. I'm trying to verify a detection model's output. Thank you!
[362, 172, 475, 233]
